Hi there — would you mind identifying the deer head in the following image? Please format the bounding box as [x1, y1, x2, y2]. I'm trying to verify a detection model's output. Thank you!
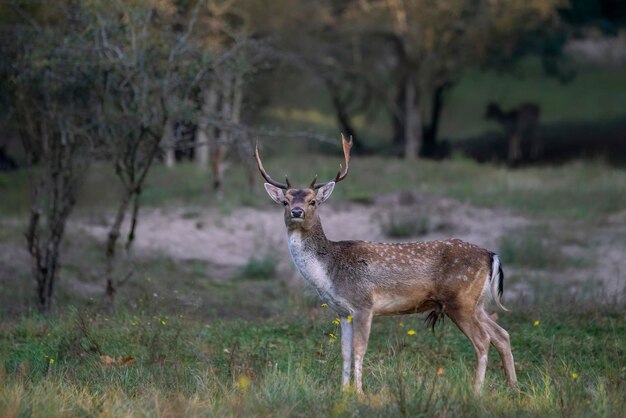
[256, 134, 353, 230]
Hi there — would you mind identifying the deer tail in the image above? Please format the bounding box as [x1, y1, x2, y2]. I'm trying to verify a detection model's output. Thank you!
[490, 254, 508, 311]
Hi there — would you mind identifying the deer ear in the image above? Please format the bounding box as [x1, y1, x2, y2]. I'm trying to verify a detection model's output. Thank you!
[264, 183, 285, 204]
[316, 181, 335, 203]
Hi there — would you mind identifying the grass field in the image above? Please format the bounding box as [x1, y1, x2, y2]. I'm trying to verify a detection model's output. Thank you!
[1, 59, 625, 417]
[0, 306, 624, 417]
[3, 155, 625, 221]
[1, 156, 625, 417]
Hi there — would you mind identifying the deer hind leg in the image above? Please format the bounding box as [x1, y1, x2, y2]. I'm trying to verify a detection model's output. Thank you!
[340, 317, 353, 389]
[448, 309, 491, 394]
[352, 309, 373, 394]
[483, 311, 517, 388]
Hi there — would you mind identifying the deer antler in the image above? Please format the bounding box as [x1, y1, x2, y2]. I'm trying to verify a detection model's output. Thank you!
[255, 142, 291, 189]
[311, 133, 353, 189]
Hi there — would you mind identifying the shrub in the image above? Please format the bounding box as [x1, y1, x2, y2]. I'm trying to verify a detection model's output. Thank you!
[380, 209, 431, 239]
[237, 256, 277, 280]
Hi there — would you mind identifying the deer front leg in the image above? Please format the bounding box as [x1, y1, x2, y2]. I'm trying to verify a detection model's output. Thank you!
[352, 309, 373, 395]
[340, 316, 353, 389]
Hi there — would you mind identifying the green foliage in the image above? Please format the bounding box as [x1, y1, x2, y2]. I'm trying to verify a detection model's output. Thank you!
[380, 209, 431, 239]
[237, 256, 277, 281]
[498, 228, 565, 270]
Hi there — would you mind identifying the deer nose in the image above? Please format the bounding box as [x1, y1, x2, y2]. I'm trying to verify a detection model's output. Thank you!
[290, 207, 304, 218]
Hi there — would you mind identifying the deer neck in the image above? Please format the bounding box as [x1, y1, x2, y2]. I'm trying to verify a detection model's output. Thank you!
[287, 215, 333, 293]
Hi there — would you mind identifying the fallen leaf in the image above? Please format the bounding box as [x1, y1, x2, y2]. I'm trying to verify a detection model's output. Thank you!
[100, 355, 116, 366]
[101, 354, 134, 366]
[118, 355, 135, 366]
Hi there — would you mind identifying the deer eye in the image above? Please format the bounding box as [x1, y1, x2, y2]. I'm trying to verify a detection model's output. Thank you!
[282, 201, 289, 207]
[309, 200, 316, 206]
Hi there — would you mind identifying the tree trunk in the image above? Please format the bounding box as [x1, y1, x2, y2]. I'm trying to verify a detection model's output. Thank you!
[195, 84, 219, 169]
[403, 77, 421, 160]
[163, 118, 175, 168]
[231, 71, 256, 191]
[25, 137, 77, 313]
[323, 77, 363, 154]
[104, 188, 131, 304]
[38, 231, 62, 312]
[392, 73, 406, 153]
[211, 76, 232, 192]
[330, 90, 362, 153]
[421, 82, 451, 158]
[232, 73, 243, 125]
[105, 130, 161, 304]
[125, 188, 141, 251]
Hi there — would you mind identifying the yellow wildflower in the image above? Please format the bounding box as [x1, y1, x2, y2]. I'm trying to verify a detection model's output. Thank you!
[333, 318, 340, 325]
[347, 315, 352, 323]
[407, 329, 416, 336]
[321, 303, 328, 308]
[329, 333, 337, 339]
[533, 320, 540, 326]
[571, 373, 578, 380]
[237, 375, 251, 390]
[49, 357, 55, 365]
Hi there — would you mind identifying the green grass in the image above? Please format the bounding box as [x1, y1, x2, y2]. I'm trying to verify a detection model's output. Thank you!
[2, 157, 624, 221]
[1, 158, 624, 416]
[237, 256, 278, 281]
[135, 155, 619, 221]
[0, 307, 623, 417]
[443, 60, 626, 140]
[498, 225, 576, 271]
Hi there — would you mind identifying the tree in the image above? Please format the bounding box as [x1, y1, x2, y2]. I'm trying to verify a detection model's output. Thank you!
[333, 0, 566, 159]
[189, 0, 276, 191]
[2, 1, 98, 312]
[85, 0, 209, 304]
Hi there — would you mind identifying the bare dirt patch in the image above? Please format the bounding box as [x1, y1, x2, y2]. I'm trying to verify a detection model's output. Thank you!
[79, 191, 531, 290]
[4, 191, 623, 314]
[79, 191, 623, 304]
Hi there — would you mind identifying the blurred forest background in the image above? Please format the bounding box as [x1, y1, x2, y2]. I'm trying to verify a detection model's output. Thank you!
[0, 1, 625, 416]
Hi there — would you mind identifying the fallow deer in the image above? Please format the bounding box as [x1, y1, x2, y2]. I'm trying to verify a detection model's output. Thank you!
[485, 102, 541, 166]
[256, 135, 517, 394]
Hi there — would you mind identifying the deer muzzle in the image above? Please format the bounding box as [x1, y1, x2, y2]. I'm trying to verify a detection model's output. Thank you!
[290, 207, 304, 219]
